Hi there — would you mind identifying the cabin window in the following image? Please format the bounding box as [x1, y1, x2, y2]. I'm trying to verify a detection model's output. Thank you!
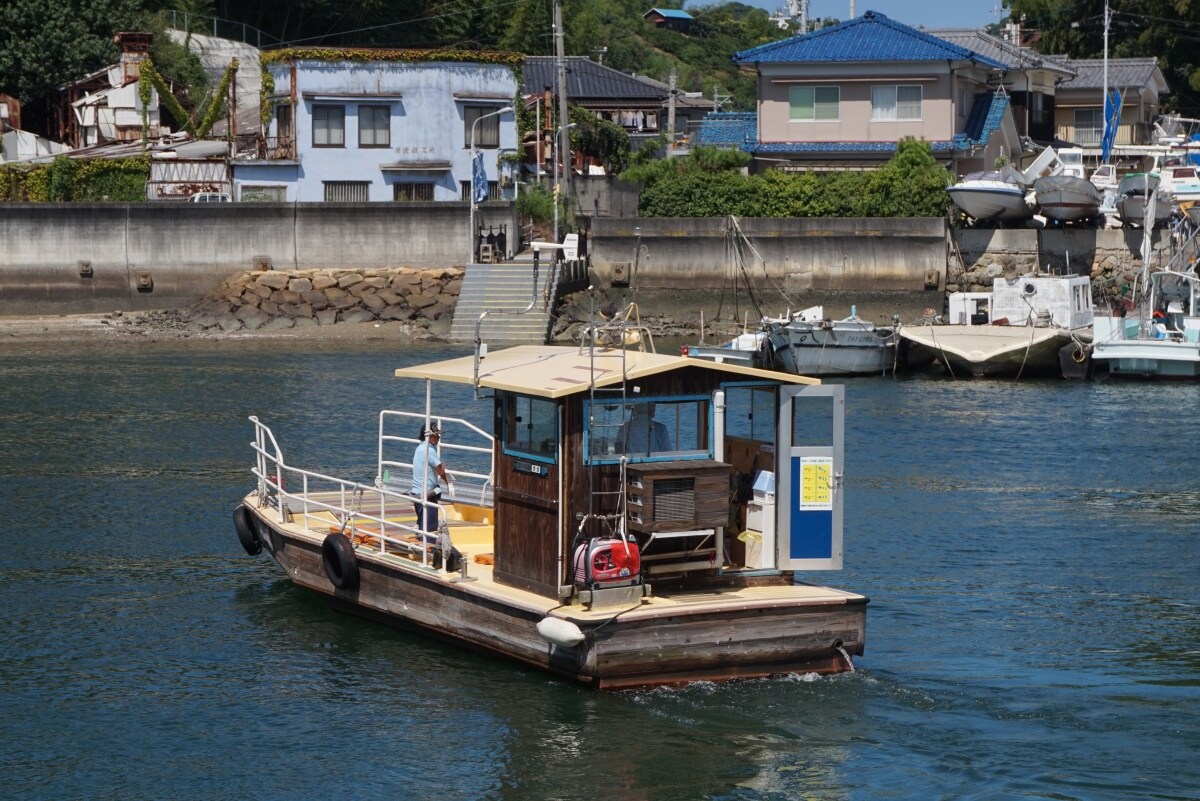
[585, 397, 710, 464]
[503, 394, 557, 463]
[723, 385, 776, 443]
[871, 85, 922, 121]
[789, 86, 839, 121]
[358, 105, 390, 148]
[312, 104, 345, 148]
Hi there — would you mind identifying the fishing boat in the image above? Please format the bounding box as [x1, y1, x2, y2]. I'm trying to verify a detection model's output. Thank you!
[1114, 173, 1172, 229]
[1091, 271, 1200, 377]
[761, 306, 898, 376]
[1033, 174, 1103, 224]
[898, 274, 1094, 378]
[1090, 220, 1200, 378]
[947, 171, 1035, 225]
[233, 339, 867, 688]
[681, 329, 768, 367]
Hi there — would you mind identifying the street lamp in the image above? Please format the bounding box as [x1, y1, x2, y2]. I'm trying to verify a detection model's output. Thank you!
[468, 105, 513, 265]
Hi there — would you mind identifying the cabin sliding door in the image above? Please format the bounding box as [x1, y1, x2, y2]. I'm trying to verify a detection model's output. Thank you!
[775, 384, 844, 571]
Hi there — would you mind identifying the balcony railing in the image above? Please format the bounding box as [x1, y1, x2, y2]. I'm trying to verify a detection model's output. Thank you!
[1056, 122, 1155, 148]
[255, 135, 297, 160]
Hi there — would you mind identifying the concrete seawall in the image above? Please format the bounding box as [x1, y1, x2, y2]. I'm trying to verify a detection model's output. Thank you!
[0, 204, 1173, 318]
[590, 217, 948, 292]
[0, 202, 515, 314]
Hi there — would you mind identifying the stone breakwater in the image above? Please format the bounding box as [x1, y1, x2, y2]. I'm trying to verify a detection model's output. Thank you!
[184, 267, 463, 333]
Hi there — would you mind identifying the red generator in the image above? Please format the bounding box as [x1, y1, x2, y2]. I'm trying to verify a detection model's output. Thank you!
[573, 538, 641, 587]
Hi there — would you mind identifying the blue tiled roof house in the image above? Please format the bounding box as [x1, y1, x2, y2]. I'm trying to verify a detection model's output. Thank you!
[732, 11, 1019, 173]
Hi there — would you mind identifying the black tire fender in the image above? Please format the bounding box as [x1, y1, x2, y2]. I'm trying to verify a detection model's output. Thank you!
[234, 505, 262, 556]
[322, 533, 360, 590]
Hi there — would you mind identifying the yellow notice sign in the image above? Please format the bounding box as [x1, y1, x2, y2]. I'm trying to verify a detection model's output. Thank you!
[799, 456, 834, 511]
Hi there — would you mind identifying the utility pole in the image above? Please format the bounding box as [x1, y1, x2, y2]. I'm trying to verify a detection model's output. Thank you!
[667, 69, 677, 150]
[1102, 0, 1110, 158]
[554, 0, 571, 237]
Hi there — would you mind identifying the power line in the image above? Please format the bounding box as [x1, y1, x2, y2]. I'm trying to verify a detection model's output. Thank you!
[275, 0, 530, 47]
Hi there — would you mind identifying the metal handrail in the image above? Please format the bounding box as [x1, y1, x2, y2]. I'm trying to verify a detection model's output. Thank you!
[249, 416, 446, 568]
[377, 410, 494, 506]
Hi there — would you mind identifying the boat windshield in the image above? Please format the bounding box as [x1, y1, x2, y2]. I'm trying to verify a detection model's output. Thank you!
[959, 171, 1013, 183]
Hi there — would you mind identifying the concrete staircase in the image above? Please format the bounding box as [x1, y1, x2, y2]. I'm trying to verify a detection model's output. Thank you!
[448, 260, 556, 343]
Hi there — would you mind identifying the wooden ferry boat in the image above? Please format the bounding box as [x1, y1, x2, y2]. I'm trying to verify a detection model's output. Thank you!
[234, 344, 867, 688]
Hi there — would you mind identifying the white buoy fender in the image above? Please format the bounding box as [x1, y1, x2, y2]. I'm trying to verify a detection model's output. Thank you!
[536, 617, 585, 648]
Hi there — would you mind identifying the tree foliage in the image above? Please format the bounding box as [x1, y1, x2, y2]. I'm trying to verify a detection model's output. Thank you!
[1006, 0, 1200, 115]
[634, 139, 950, 218]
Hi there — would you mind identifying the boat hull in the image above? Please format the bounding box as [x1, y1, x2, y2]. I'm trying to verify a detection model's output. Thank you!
[1034, 175, 1102, 222]
[948, 183, 1034, 223]
[243, 500, 868, 688]
[766, 323, 895, 376]
[1092, 339, 1200, 378]
[1116, 194, 1171, 228]
[899, 325, 1081, 377]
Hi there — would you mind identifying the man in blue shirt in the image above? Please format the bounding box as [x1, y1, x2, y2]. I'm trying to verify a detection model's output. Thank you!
[411, 423, 449, 534]
[620, 403, 671, 456]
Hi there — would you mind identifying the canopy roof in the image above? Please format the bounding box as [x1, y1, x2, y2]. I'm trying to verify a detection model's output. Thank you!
[394, 345, 819, 399]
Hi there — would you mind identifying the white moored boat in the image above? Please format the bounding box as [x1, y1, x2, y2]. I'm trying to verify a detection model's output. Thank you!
[234, 342, 867, 688]
[899, 274, 1094, 378]
[1115, 173, 1172, 229]
[948, 171, 1035, 225]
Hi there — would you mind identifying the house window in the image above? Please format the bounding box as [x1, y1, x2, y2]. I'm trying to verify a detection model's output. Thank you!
[464, 106, 501, 148]
[324, 181, 369, 202]
[275, 103, 293, 139]
[394, 183, 434, 202]
[240, 185, 286, 202]
[502, 394, 557, 463]
[359, 105, 390, 148]
[789, 86, 839, 121]
[460, 180, 500, 201]
[313, 104, 345, 147]
[872, 85, 922, 121]
[1075, 108, 1103, 145]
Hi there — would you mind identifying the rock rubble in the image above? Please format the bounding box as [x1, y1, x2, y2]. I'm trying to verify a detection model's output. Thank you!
[182, 267, 464, 333]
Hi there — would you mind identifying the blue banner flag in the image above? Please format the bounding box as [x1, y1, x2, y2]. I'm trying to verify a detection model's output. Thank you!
[1101, 88, 1122, 163]
[471, 152, 488, 204]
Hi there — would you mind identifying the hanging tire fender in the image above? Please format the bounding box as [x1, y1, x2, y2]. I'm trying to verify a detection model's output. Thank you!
[322, 533, 360, 590]
[234, 505, 261, 556]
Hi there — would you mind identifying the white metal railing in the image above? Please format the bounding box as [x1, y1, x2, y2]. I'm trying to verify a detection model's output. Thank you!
[250, 415, 449, 569]
[377, 410, 495, 508]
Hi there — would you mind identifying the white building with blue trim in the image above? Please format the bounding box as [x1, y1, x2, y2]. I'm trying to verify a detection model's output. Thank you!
[234, 48, 520, 203]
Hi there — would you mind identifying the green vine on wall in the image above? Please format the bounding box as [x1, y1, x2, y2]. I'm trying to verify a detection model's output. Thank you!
[0, 156, 150, 202]
[260, 47, 523, 67]
[139, 57, 239, 140]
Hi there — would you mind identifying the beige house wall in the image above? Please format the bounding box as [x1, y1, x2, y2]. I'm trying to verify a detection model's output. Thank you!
[755, 62, 997, 145]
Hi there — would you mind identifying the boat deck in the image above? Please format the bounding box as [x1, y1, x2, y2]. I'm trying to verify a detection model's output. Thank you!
[255, 491, 865, 624]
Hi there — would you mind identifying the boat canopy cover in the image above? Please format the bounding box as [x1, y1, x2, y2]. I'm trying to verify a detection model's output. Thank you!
[394, 345, 819, 399]
[957, 171, 1017, 183]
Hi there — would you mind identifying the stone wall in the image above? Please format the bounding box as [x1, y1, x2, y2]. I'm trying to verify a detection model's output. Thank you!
[184, 267, 462, 333]
[952, 228, 1169, 307]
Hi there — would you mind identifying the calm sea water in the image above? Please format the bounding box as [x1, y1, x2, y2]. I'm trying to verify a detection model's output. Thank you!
[1, 339, 1197, 801]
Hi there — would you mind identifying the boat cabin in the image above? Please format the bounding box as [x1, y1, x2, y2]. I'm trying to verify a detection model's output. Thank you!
[394, 346, 845, 605]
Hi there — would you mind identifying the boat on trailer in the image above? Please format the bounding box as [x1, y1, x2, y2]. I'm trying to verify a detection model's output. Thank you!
[234, 343, 866, 688]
